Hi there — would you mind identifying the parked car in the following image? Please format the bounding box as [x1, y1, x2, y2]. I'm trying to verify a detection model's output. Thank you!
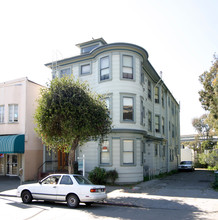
[17, 174, 107, 208]
[178, 161, 195, 171]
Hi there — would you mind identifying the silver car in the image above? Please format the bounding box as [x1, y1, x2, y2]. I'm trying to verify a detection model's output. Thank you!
[178, 161, 195, 171]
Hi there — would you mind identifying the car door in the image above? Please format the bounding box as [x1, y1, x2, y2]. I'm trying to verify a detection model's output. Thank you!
[34, 175, 61, 200]
[56, 175, 75, 201]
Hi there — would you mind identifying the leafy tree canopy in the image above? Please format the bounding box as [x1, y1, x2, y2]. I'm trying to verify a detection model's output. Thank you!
[34, 76, 112, 173]
[199, 55, 218, 133]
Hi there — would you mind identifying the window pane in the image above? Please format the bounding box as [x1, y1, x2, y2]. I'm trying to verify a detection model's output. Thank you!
[123, 55, 133, 67]
[101, 141, 110, 164]
[14, 104, 18, 121]
[100, 69, 109, 80]
[123, 140, 133, 151]
[123, 152, 133, 163]
[101, 56, 109, 69]
[81, 64, 90, 75]
[60, 68, 71, 77]
[0, 106, 4, 123]
[123, 97, 133, 120]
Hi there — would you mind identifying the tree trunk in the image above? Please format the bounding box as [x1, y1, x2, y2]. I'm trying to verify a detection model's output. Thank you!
[68, 137, 79, 174]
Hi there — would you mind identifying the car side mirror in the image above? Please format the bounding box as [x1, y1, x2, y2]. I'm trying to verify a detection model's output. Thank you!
[39, 180, 42, 184]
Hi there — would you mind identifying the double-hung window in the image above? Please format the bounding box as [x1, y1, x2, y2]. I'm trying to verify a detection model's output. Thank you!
[9, 104, 18, 123]
[121, 95, 135, 122]
[122, 55, 133, 79]
[155, 115, 160, 133]
[105, 96, 112, 118]
[148, 80, 152, 100]
[81, 63, 91, 75]
[60, 68, 71, 78]
[100, 140, 111, 165]
[0, 105, 4, 123]
[122, 139, 134, 165]
[148, 111, 152, 132]
[140, 98, 145, 125]
[100, 56, 110, 81]
[155, 144, 158, 157]
[162, 117, 165, 135]
[155, 87, 160, 103]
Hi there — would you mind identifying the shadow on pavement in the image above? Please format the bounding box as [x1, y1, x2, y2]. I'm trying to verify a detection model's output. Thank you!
[0, 176, 20, 192]
[112, 169, 218, 199]
[28, 199, 201, 220]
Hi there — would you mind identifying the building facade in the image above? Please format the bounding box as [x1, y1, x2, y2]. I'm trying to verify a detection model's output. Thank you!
[0, 78, 44, 181]
[45, 38, 180, 183]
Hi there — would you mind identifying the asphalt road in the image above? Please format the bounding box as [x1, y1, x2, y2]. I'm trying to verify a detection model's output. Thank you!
[0, 169, 218, 220]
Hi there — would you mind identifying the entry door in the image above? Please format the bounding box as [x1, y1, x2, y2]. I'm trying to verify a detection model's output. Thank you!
[7, 154, 18, 175]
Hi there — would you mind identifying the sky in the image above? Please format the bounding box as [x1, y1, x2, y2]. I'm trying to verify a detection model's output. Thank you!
[0, 0, 217, 135]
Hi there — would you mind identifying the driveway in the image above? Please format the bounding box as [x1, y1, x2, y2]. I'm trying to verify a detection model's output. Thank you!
[105, 169, 218, 219]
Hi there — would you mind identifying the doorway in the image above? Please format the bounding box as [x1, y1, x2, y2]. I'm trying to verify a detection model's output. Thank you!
[7, 154, 18, 175]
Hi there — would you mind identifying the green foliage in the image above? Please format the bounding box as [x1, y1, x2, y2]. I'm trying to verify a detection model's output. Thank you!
[106, 169, 118, 185]
[198, 150, 218, 168]
[199, 55, 218, 134]
[201, 140, 216, 151]
[34, 76, 112, 173]
[88, 167, 107, 185]
[35, 76, 111, 149]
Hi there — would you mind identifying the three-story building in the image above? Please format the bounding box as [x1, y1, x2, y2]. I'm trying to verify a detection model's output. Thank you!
[45, 38, 180, 183]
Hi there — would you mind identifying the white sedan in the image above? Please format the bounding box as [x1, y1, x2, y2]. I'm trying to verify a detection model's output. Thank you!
[17, 174, 107, 208]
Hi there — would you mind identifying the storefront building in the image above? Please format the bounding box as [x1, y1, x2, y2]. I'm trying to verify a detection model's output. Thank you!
[0, 78, 44, 181]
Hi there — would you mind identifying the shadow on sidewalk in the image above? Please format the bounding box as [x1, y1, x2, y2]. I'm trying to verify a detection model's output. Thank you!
[0, 176, 20, 192]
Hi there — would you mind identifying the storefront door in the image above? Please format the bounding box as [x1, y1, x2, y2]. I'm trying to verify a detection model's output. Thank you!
[7, 154, 18, 175]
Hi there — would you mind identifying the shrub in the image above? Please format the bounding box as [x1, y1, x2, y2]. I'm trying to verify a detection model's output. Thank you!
[107, 169, 118, 185]
[88, 167, 107, 185]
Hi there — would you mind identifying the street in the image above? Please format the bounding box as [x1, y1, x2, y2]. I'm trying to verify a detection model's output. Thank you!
[0, 169, 218, 220]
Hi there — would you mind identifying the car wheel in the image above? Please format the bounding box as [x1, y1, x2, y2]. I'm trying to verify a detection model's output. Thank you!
[21, 190, 32, 204]
[67, 194, 79, 208]
[85, 202, 93, 207]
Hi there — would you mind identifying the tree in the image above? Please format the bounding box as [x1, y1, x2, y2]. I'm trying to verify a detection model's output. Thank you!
[199, 55, 218, 134]
[34, 76, 112, 174]
[192, 114, 211, 139]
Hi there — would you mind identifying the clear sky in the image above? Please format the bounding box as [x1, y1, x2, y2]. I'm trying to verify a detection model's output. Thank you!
[1, 0, 217, 135]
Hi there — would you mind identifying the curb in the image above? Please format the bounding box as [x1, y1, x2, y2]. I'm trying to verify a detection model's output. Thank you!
[0, 194, 17, 198]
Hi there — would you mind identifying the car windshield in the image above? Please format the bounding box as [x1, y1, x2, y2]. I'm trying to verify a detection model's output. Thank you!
[180, 161, 192, 165]
[74, 175, 93, 185]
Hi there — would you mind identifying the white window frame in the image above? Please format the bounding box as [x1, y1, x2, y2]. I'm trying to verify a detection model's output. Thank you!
[80, 62, 91, 76]
[104, 95, 112, 119]
[148, 80, 152, 100]
[59, 67, 71, 78]
[148, 111, 152, 132]
[8, 104, 18, 123]
[121, 139, 136, 166]
[155, 115, 160, 133]
[155, 86, 160, 104]
[0, 105, 4, 123]
[121, 54, 134, 80]
[99, 55, 111, 81]
[99, 139, 112, 166]
[140, 97, 145, 125]
[120, 94, 136, 123]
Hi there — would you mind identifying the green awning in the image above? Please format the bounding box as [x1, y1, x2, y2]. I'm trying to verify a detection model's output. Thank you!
[0, 135, 25, 153]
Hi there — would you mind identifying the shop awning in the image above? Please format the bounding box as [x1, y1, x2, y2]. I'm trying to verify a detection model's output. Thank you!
[0, 135, 25, 153]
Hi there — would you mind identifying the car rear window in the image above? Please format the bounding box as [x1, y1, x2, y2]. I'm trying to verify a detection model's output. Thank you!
[74, 176, 92, 185]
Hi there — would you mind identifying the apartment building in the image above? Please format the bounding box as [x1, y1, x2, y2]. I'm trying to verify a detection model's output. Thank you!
[45, 38, 180, 183]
